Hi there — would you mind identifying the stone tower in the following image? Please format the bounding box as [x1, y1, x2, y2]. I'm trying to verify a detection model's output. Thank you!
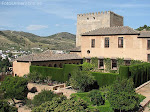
[76, 11, 124, 47]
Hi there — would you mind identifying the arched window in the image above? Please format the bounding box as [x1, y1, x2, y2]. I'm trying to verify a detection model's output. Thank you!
[59, 63, 62, 68]
[48, 64, 52, 67]
[54, 64, 57, 67]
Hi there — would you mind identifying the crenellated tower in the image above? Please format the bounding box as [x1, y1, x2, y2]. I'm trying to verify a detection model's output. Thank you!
[76, 11, 124, 47]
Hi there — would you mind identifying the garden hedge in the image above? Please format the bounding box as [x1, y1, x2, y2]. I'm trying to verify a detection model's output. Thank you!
[30, 66, 64, 82]
[119, 63, 150, 87]
[92, 72, 119, 87]
[63, 64, 81, 82]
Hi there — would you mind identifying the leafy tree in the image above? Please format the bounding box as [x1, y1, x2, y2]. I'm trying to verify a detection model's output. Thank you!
[82, 62, 94, 71]
[0, 76, 28, 105]
[88, 90, 105, 106]
[0, 100, 17, 112]
[107, 78, 140, 112]
[32, 90, 57, 107]
[0, 57, 11, 72]
[69, 70, 95, 92]
[136, 25, 150, 31]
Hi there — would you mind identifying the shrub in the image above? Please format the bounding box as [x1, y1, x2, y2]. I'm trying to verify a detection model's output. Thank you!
[32, 90, 57, 107]
[88, 90, 105, 106]
[27, 72, 41, 83]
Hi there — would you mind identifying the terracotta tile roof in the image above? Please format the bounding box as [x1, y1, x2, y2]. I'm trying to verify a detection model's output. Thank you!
[16, 51, 82, 62]
[138, 31, 150, 38]
[69, 46, 81, 52]
[81, 26, 140, 36]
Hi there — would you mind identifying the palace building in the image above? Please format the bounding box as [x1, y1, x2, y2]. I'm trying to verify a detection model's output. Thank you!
[13, 11, 150, 76]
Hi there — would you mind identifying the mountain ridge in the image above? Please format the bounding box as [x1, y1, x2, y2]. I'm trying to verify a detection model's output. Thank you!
[0, 30, 76, 51]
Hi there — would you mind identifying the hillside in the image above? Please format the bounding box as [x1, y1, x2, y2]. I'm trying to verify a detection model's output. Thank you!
[0, 30, 76, 51]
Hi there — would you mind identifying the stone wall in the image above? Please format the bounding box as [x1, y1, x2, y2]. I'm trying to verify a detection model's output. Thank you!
[76, 11, 123, 47]
[13, 61, 31, 77]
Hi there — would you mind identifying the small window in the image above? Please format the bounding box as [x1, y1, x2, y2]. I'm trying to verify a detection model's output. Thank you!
[98, 59, 104, 69]
[112, 59, 117, 70]
[118, 37, 123, 48]
[105, 37, 109, 48]
[147, 40, 150, 50]
[87, 59, 91, 63]
[91, 39, 95, 48]
[125, 60, 130, 66]
[148, 54, 150, 62]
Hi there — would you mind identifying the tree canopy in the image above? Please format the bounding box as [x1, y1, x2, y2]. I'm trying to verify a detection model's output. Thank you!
[107, 78, 140, 111]
[0, 76, 28, 105]
[32, 96, 90, 112]
[136, 25, 150, 31]
[69, 70, 95, 92]
[0, 57, 11, 72]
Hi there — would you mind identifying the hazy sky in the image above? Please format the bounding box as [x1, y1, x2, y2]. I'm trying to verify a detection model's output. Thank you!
[0, 0, 150, 36]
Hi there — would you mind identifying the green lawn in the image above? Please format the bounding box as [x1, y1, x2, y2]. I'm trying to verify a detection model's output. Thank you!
[71, 92, 114, 112]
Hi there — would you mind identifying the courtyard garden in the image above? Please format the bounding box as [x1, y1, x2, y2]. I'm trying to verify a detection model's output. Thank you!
[0, 57, 150, 111]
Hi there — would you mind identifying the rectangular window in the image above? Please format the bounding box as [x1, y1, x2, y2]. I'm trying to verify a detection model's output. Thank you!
[91, 39, 95, 48]
[125, 60, 130, 66]
[98, 59, 104, 69]
[147, 40, 150, 50]
[105, 37, 109, 48]
[148, 54, 150, 62]
[87, 59, 91, 63]
[118, 37, 123, 48]
[112, 59, 117, 70]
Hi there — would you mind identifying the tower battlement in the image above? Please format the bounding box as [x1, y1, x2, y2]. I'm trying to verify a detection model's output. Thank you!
[78, 11, 110, 17]
[77, 11, 123, 18]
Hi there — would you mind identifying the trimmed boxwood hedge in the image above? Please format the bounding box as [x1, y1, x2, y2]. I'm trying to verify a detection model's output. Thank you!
[92, 72, 119, 87]
[119, 66, 130, 79]
[119, 63, 150, 87]
[30, 63, 150, 87]
[63, 64, 81, 82]
[30, 66, 64, 82]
